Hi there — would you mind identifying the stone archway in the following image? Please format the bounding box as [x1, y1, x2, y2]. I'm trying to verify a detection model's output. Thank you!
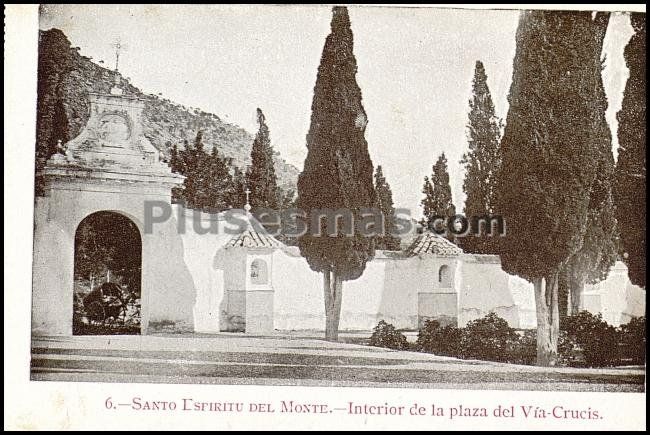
[31, 81, 193, 336]
[73, 211, 142, 335]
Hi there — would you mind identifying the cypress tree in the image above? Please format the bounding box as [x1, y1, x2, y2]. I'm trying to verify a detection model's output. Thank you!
[228, 166, 248, 209]
[563, 12, 618, 317]
[459, 61, 502, 254]
[247, 108, 280, 210]
[169, 143, 185, 203]
[186, 130, 209, 209]
[297, 6, 376, 341]
[374, 166, 400, 250]
[495, 11, 608, 366]
[421, 153, 456, 240]
[205, 146, 234, 212]
[615, 13, 646, 288]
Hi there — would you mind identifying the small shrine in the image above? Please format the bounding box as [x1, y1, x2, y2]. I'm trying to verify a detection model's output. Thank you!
[221, 191, 281, 334]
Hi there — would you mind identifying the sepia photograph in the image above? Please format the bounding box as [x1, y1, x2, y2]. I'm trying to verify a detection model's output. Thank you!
[5, 3, 646, 431]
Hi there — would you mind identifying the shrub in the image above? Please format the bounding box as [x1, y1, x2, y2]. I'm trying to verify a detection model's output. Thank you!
[557, 330, 583, 367]
[416, 320, 462, 356]
[619, 316, 646, 365]
[369, 320, 409, 350]
[460, 312, 519, 363]
[562, 311, 620, 367]
[507, 330, 586, 367]
[406, 312, 643, 368]
[510, 329, 537, 365]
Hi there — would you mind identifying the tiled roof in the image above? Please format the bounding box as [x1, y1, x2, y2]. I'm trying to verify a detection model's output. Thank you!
[405, 231, 463, 257]
[226, 216, 283, 249]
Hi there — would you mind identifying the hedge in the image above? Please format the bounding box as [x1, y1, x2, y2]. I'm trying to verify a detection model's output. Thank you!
[370, 312, 646, 367]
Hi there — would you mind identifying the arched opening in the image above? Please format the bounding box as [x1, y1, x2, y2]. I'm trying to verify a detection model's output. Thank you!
[250, 259, 269, 285]
[438, 265, 451, 288]
[73, 211, 141, 335]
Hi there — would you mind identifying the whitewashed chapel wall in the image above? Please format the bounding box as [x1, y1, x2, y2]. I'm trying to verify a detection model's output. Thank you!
[139, 210, 645, 334]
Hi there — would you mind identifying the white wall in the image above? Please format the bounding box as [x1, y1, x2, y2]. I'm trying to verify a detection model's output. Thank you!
[36, 191, 643, 337]
[458, 255, 536, 329]
[584, 261, 646, 326]
[271, 251, 463, 331]
[174, 206, 234, 333]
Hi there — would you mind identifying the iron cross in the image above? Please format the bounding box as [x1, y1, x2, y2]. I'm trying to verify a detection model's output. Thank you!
[111, 39, 127, 72]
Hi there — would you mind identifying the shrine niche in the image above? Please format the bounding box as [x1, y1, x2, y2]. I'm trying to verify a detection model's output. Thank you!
[250, 259, 269, 285]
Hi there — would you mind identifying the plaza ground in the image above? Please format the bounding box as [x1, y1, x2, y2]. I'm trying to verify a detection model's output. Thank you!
[31, 332, 645, 392]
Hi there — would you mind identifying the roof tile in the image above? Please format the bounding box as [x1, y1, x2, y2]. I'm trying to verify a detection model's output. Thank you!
[406, 231, 463, 257]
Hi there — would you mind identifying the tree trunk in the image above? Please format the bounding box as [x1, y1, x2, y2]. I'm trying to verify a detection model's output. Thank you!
[569, 273, 586, 316]
[323, 270, 343, 341]
[534, 272, 560, 366]
[558, 266, 570, 323]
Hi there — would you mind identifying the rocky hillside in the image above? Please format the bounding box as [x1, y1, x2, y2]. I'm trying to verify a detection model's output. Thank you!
[35, 28, 299, 192]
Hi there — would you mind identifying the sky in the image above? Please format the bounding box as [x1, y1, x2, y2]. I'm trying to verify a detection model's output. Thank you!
[40, 5, 635, 216]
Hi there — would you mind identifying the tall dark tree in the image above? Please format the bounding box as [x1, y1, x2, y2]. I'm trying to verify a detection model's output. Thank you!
[495, 11, 610, 366]
[34, 29, 74, 196]
[374, 166, 401, 250]
[228, 166, 248, 209]
[205, 146, 235, 210]
[183, 130, 209, 209]
[247, 108, 280, 210]
[459, 60, 502, 254]
[562, 13, 618, 317]
[615, 13, 646, 288]
[170, 142, 185, 203]
[421, 153, 456, 240]
[35, 29, 73, 161]
[564, 173, 618, 317]
[297, 6, 376, 341]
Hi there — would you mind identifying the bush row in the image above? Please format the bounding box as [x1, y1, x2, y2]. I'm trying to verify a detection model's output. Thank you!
[368, 312, 646, 367]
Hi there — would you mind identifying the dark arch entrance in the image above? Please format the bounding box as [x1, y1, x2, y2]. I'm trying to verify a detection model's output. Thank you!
[73, 211, 142, 335]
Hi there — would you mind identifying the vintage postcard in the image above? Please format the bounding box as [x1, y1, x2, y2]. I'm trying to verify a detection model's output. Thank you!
[5, 3, 646, 430]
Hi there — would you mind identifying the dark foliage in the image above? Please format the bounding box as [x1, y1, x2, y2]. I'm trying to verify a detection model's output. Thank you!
[421, 153, 456, 241]
[494, 11, 613, 366]
[369, 320, 410, 350]
[459, 60, 502, 254]
[410, 312, 644, 368]
[416, 320, 463, 357]
[247, 108, 281, 210]
[562, 311, 620, 367]
[297, 6, 376, 282]
[460, 312, 519, 362]
[170, 131, 240, 211]
[615, 13, 646, 288]
[374, 166, 401, 250]
[619, 316, 646, 365]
